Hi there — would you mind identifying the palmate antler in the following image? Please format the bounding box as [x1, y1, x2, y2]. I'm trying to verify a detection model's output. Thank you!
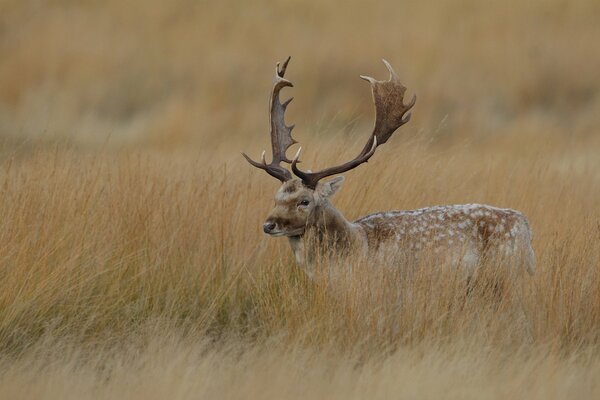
[292, 60, 416, 189]
[242, 57, 297, 182]
[243, 58, 415, 187]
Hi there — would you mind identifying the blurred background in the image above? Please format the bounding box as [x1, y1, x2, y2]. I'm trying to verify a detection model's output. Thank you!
[1, 4, 600, 395]
[0, 0, 600, 156]
[1, 0, 599, 156]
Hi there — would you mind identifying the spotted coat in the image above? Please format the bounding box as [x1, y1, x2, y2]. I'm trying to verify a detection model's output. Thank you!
[355, 204, 535, 273]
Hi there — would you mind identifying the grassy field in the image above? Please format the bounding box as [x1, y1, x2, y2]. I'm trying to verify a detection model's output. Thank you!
[0, 0, 599, 398]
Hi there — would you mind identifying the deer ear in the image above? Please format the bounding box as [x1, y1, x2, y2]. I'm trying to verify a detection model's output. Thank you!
[319, 176, 345, 198]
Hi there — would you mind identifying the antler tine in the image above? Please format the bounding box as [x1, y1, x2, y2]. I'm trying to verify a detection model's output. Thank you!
[277, 56, 291, 78]
[292, 60, 415, 189]
[382, 59, 399, 81]
[242, 57, 297, 183]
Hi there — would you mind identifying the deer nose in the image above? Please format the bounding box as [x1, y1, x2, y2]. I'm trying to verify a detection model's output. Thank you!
[263, 222, 276, 234]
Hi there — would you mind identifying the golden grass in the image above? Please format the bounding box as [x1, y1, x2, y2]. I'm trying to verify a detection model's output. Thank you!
[0, 134, 598, 398]
[1, 0, 600, 398]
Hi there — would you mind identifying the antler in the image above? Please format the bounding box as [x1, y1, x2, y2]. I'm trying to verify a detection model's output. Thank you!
[242, 56, 297, 182]
[291, 60, 416, 189]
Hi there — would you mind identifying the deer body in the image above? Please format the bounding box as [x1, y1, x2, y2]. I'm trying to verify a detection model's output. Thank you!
[244, 58, 535, 277]
[356, 203, 535, 273]
[269, 178, 535, 277]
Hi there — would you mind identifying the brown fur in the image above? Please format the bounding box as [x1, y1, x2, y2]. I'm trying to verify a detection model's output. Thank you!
[263, 179, 535, 277]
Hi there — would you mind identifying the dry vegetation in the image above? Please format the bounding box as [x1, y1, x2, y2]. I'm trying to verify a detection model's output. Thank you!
[0, 0, 599, 398]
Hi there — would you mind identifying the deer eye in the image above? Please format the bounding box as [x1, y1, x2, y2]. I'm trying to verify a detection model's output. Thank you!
[298, 200, 310, 207]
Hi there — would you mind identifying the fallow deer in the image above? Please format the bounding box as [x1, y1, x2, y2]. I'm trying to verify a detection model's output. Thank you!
[243, 57, 535, 278]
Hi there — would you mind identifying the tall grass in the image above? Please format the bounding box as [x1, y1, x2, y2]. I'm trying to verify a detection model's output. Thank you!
[0, 133, 598, 397]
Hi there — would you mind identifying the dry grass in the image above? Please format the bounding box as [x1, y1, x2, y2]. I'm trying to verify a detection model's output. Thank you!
[0, 136, 598, 398]
[0, 0, 599, 398]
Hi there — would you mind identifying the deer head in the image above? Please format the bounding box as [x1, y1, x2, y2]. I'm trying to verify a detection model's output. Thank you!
[242, 57, 415, 237]
[259, 176, 345, 236]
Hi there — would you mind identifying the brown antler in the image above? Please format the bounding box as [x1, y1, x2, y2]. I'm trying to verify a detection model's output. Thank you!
[242, 56, 297, 182]
[291, 60, 416, 189]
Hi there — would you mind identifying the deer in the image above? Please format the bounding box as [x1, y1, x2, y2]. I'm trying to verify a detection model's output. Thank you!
[243, 57, 535, 279]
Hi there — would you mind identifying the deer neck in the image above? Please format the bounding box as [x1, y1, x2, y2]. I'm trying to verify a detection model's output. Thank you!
[309, 201, 356, 242]
[288, 200, 362, 274]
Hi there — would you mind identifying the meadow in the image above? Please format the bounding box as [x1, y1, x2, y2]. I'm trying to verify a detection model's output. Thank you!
[0, 0, 599, 398]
